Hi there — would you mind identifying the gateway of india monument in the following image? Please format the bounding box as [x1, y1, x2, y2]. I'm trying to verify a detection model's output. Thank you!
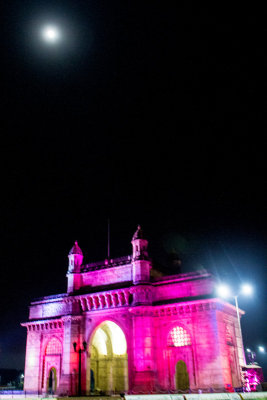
[22, 226, 245, 395]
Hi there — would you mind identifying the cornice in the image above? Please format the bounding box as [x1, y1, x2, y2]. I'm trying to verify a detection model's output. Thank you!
[152, 298, 244, 318]
[21, 318, 64, 331]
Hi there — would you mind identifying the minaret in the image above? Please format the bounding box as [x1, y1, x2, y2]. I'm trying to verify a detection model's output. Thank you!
[67, 241, 83, 293]
[131, 225, 151, 284]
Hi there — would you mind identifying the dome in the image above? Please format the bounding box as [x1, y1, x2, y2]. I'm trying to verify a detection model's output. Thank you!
[69, 241, 83, 256]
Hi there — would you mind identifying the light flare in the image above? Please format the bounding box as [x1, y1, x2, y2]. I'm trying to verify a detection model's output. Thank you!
[41, 25, 61, 44]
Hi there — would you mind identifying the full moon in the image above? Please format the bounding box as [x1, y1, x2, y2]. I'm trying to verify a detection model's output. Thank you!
[41, 25, 61, 44]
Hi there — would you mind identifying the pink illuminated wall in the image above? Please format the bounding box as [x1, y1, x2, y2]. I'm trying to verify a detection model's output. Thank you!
[22, 228, 246, 395]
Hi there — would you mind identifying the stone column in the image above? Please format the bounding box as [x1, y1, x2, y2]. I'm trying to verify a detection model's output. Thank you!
[130, 307, 156, 392]
[59, 316, 85, 395]
[23, 327, 42, 394]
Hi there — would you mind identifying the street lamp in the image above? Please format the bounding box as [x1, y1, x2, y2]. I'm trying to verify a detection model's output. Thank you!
[73, 341, 87, 396]
[217, 283, 253, 365]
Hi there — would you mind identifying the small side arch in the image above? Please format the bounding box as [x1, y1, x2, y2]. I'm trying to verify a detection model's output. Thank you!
[166, 324, 194, 391]
[47, 367, 57, 394]
[42, 337, 62, 394]
[175, 360, 189, 391]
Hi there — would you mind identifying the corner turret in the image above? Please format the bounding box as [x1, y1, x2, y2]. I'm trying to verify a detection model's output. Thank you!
[131, 225, 151, 284]
[68, 241, 83, 273]
[67, 241, 83, 293]
[131, 225, 149, 260]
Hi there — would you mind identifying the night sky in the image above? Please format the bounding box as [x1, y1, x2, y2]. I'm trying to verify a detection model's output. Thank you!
[0, 1, 266, 377]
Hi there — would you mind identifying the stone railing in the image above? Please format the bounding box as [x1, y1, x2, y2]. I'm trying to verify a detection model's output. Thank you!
[81, 255, 132, 272]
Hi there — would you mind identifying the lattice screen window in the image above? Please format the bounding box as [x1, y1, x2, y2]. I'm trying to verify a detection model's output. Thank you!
[168, 326, 191, 347]
[46, 338, 62, 355]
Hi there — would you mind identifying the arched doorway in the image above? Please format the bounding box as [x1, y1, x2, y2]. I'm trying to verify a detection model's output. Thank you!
[167, 326, 193, 391]
[47, 367, 57, 394]
[89, 321, 128, 394]
[42, 337, 62, 394]
[175, 360, 189, 391]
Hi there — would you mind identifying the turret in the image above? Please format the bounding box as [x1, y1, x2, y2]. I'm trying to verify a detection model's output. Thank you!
[131, 225, 148, 260]
[68, 241, 83, 272]
[131, 225, 151, 284]
[67, 241, 83, 293]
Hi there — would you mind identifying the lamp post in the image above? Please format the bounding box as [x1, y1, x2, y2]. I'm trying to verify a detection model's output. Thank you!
[217, 283, 253, 366]
[73, 341, 87, 396]
[233, 294, 244, 363]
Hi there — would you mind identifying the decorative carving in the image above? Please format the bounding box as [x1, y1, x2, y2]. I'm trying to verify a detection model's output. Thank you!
[151, 300, 223, 317]
[21, 318, 66, 332]
[99, 295, 106, 308]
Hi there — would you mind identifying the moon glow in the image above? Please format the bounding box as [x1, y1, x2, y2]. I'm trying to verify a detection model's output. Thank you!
[41, 25, 61, 44]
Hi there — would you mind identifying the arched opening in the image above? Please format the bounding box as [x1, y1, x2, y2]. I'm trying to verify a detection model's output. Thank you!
[47, 367, 57, 394]
[42, 337, 62, 394]
[89, 321, 128, 394]
[167, 326, 193, 391]
[175, 360, 189, 391]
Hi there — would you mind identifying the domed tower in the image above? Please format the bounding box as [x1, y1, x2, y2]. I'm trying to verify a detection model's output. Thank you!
[131, 225, 151, 284]
[67, 241, 83, 293]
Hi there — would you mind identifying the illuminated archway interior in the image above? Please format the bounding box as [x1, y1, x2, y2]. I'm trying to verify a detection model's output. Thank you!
[89, 321, 128, 393]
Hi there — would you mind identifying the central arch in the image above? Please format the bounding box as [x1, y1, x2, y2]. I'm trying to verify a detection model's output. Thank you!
[88, 321, 128, 394]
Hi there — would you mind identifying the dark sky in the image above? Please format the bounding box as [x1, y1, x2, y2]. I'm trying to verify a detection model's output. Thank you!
[0, 0, 266, 377]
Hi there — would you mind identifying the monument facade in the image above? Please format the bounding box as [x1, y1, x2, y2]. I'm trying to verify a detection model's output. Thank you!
[22, 226, 245, 394]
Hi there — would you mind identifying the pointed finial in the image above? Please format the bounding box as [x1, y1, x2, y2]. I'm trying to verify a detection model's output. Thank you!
[69, 241, 83, 255]
[132, 225, 143, 240]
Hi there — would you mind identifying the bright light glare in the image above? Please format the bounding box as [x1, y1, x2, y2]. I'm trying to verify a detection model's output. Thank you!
[106, 321, 127, 355]
[246, 348, 251, 353]
[92, 328, 108, 355]
[259, 346, 265, 353]
[241, 284, 253, 295]
[28, 354, 36, 367]
[41, 25, 61, 43]
[217, 285, 231, 298]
